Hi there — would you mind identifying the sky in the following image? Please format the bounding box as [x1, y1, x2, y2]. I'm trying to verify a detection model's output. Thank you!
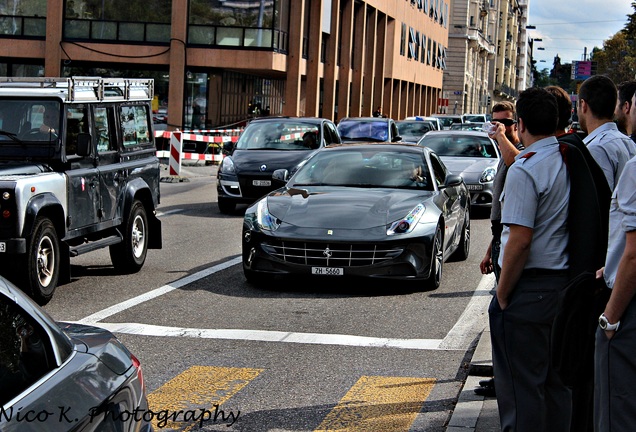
[527, 0, 634, 70]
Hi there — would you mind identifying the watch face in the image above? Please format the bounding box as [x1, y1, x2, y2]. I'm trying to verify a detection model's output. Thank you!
[599, 315, 608, 329]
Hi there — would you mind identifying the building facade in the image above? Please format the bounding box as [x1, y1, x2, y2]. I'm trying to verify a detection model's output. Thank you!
[488, 0, 527, 104]
[444, 0, 496, 115]
[0, 0, 451, 129]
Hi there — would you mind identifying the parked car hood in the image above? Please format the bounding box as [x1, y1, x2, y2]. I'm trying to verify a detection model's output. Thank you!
[232, 149, 314, 174]
[266, 187, 434, 229]
[440, 157, 496, 174]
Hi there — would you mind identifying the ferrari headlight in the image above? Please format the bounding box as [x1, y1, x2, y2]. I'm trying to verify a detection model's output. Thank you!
[480, 167, 496, 183]
[256, 199, 280, 231]
[387, 203, 426, 235]
[220, 156, 236, 174]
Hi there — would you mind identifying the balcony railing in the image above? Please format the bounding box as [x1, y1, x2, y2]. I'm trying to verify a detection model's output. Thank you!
[188, 24, 288, 53]
[64, 18, 170, 43]
[0, 15, 46, 38]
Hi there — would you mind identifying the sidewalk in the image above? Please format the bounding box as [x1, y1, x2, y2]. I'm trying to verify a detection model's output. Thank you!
[446, 328, 500, 431]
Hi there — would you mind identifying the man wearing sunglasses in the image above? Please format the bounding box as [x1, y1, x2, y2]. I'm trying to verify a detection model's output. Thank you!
[476, 101, 523, 398]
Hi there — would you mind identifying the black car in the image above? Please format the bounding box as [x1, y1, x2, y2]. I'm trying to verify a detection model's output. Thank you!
[0, 77, 162, 305]
[242, 143, 470, 289]
[0, 276, 152, 431]
[396, 120, 435, 143]
[216, 117, 341, 214]
[337, 117, 402, 143]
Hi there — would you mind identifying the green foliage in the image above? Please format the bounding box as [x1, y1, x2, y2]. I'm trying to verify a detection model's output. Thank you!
[590, 3, 636, 83]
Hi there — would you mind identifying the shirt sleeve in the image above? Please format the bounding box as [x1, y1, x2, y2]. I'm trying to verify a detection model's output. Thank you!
[617, 162, 636, 232]
[500, 164, 537, 229]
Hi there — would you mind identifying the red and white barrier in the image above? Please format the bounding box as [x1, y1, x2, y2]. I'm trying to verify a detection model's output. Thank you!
[155, 129, 240, 167]
[169, 131, 182, 176]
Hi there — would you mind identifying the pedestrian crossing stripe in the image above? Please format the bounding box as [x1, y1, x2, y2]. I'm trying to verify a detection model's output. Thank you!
[147, 366, 263, 431]
[314, 376, 436, 431]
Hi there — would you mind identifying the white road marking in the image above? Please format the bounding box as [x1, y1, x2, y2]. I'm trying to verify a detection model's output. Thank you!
[77, 258, 494, 351]
[77, 257, 242, 324]
[88, 322, 444, 350]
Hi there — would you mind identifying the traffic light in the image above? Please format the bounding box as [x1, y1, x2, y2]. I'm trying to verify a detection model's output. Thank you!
[487, 95, 491, 106]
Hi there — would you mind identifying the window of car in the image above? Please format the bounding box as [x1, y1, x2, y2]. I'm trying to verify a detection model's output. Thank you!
[65, 105, 89, 156]
[119, 105, 151, 148]
[323, 122, 341, 145]
[95, 106, 115, 153]
[429, 153, 447, 187]
[236, 121, 320, 150]
[0, 295, 56, 406]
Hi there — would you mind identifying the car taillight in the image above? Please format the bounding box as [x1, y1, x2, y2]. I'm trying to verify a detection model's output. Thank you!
[131, 353, 146, 393]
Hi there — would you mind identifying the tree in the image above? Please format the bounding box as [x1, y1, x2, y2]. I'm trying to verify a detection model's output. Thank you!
[591, 3, 636, 83]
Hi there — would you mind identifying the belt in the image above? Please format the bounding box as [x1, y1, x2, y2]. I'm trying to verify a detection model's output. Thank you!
[521, 268, 568, 277]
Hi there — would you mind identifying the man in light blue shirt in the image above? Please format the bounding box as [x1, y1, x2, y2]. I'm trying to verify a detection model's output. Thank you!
[579, 75, 636, 191]
[594, 155, 636, 431]
[490, 88, 571, 432]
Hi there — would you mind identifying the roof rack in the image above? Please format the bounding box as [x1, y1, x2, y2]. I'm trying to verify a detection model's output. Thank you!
[0, 76, 154, 102]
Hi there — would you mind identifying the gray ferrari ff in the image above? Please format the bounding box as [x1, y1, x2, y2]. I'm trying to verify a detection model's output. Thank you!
[0, 276, 152, 432]
[242, 143, 470, 290]
[417, 130, 500, 209]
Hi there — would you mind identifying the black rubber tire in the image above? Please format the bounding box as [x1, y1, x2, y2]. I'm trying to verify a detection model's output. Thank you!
[26, 218, 60, 305]
[110, 200, 148, 273]
[218, 198, 236, 214]
[424, 227, 443, 290]
[450, 209, 470, 261]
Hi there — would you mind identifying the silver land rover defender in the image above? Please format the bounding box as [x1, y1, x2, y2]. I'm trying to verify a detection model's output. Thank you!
[0, 77, 162, 305]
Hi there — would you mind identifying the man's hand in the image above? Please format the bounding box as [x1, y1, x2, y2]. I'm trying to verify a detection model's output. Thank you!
[480, 253, 494, 274]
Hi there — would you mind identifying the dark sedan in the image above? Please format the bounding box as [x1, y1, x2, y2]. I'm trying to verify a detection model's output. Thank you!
[417, 130, 500, 210]
[217, 117, 341, 214]
[0, 277, 152, 431]
[242, 143, 470, 290]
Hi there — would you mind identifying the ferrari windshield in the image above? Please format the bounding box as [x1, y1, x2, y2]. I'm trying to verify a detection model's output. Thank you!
[419, 134, 497, 158]
[235, 121, 320, 150]
[0, 99, 61, 142]
[291, 148, 433, 190]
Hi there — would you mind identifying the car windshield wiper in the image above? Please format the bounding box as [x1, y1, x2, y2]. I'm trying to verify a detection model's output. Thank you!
[0, 129, 20, 142]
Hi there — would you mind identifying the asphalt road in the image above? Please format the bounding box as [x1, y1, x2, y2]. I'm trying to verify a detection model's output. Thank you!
[42, 161, 496, 432]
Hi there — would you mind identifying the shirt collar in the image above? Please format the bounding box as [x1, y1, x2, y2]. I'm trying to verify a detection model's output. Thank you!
[515, 136, 558, 161]
[583, 121, 618, 145]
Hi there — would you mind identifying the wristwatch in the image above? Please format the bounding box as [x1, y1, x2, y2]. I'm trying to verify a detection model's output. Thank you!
[599, 313, 620, 331]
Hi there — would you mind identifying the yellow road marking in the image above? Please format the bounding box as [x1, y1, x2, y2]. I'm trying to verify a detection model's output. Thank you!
[148, 366, 263, 431]
[314, 376, 435, 431]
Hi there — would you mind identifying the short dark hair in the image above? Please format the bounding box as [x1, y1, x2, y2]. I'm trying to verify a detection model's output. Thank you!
[617, 80, 636, 108]
[492, 101, 516, 116]
[544, 86, 572, 131]
[579, 75, 617, 120]
[516, 87, 558, 136]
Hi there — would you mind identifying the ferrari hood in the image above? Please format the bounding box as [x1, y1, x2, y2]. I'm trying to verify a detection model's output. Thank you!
[266, 187, 434, 229]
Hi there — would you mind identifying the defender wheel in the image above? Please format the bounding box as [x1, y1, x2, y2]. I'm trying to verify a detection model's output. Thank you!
[110, 200, 148, 273]
[26, 218, 60, 305]
[424, 227, 443, 290]
[218, 198, 236, 214]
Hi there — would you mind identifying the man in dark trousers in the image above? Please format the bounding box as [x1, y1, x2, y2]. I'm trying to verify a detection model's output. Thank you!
[490, 87, 572, 431]
[546, 85, 611, 432]
[476, 101, 523, 398]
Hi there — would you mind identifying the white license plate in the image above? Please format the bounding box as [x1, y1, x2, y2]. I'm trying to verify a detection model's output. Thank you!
[312, 267, 344, 276]
[467, 184, 483, 191]
[0, 242, 5, 252]
[253, 180, 271, 186]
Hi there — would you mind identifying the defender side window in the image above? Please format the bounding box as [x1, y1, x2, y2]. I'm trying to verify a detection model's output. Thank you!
[95, 107, 114, 153]
[65, 106, 88, 156]
[120, 105, 151, 148]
